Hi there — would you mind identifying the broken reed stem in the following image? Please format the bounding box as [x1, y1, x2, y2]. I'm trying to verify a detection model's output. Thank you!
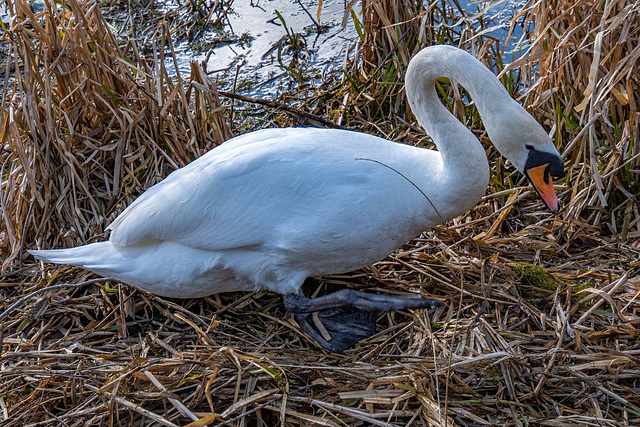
[218, 91, 346, 129]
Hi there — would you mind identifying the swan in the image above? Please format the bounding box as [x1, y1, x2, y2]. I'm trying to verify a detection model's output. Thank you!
[30, 45, 564, 352]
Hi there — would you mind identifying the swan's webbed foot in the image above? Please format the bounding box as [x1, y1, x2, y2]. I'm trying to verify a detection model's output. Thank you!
[284, 289, 442, 352]
[288, 310, 377, 353]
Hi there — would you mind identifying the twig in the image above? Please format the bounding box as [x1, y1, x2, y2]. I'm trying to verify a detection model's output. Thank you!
[293, 0, 319, 30]
[218, 91, 346, 130]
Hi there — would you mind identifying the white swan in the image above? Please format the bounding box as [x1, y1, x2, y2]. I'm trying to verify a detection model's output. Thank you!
[30, 45, 564, 351]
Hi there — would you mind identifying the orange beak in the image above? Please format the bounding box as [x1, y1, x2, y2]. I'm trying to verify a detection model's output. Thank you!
[526, 163, 559, 212]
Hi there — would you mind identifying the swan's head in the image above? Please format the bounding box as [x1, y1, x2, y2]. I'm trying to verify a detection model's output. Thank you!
[487, 103, 565, 212]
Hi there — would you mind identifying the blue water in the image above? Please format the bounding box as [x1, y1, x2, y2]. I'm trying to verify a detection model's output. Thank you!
[1, 1, 530, 94]
[193, 0, 529, 95]
[458, 0, 530, 55]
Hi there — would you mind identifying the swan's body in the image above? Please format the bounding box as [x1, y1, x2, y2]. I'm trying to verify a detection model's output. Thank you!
[31, 46, 564, 351]
[33, 127, 487, 297]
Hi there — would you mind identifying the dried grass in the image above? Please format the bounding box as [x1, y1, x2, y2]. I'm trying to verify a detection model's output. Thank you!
[1, 0, 639, 426]
[510, 0, 640, 236]
[0, 0, 231, 264]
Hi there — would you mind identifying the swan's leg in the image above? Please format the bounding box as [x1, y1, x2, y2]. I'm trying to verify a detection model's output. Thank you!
[285, 289, 441, 313]
[284, 289, 441, 352]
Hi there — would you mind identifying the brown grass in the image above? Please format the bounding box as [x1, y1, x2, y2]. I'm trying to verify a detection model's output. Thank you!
[512, 0, 640, 237]
[0, 0, 231, 265]
[1, 0, 639, 426]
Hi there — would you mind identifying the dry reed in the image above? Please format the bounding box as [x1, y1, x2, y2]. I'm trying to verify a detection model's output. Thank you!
[0, 0, 639, 425]
[512, 0, 640, 238]
[0, 0, 231, 264]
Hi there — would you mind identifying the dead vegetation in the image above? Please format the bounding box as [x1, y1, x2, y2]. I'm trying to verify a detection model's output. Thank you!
[510, 0, 640, 238]
[0, 0, 639, 425]
[1, 0, 231, 264]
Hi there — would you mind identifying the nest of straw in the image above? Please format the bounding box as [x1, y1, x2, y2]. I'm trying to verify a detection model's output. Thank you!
[1, 0, 639, 425]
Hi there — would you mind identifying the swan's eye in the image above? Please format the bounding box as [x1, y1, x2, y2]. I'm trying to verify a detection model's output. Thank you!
[525, 144, 534, 150]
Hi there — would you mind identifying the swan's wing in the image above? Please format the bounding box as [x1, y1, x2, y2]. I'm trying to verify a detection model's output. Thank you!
[108, 129, 299, 249]
[107, 128, 441, 252]
[109, 129, 408, 250]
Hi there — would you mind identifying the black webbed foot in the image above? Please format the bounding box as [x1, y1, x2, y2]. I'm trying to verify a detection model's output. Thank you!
[284, 289, 442, 352]
[290, 310, 377, 353]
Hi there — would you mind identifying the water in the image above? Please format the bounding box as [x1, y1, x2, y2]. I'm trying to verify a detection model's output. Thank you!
[172, 0, 360, 96]
[458, 0, 531, 54]
[1, 0, 529, 95]
[183, 0, 530, 95]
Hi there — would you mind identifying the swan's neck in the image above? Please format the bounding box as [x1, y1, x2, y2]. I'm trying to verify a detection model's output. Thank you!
[406, 47, 512, 188]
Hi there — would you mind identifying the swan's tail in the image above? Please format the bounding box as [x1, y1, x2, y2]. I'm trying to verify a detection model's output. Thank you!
[29, 241, 257, 297]
[29, 242, 120, 271]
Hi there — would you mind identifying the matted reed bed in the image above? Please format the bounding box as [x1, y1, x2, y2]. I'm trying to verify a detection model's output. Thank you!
[1, 0, 639, 425]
